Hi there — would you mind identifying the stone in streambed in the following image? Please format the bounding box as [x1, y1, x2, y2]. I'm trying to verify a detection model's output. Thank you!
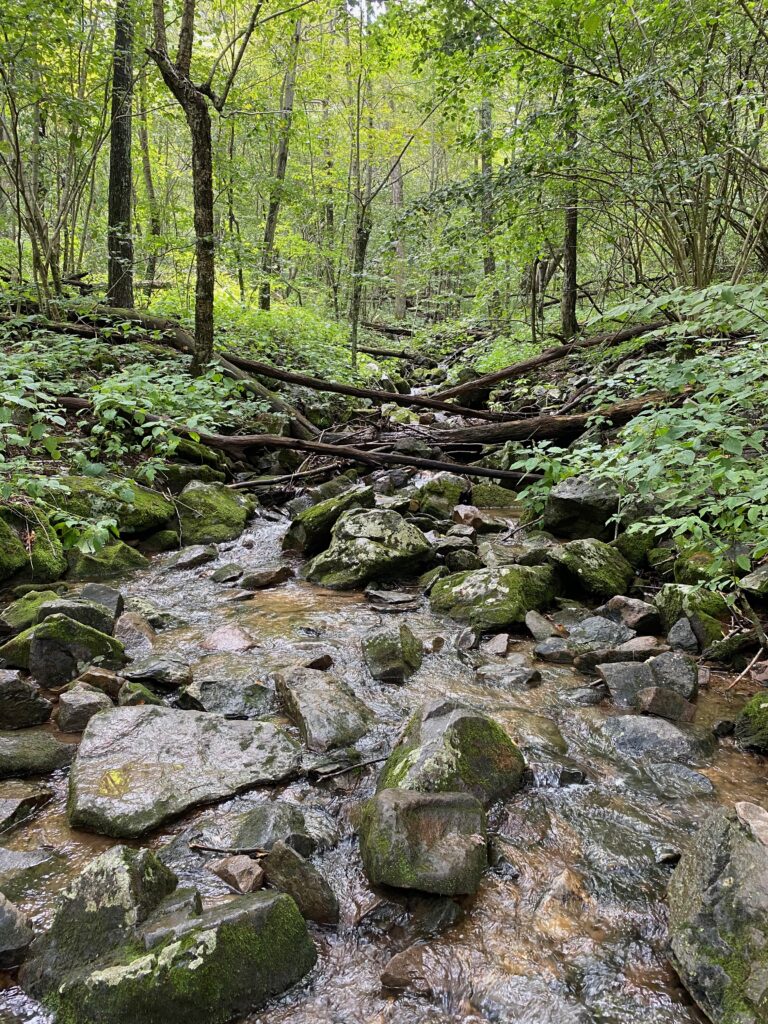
[209, 854, 264, 893]
[123, 654, 192, 690]
[596, 714, 714, 764]
[240, 565, 294, 590]
[547, 539, 634, 599]
[180, 652, 272, 718]
[0, 784, 52, 834]
[597, 650, 698, 707]
[166, 544, 218, 570]
[735, 693, 768, 754]
[0, 671, 52, 728]
[282, 485, 374, 555]
[0, 893, 33, 966]
[210, 562, 243, 583]
[177, 480, 253, 545]
[654, 583, 729, 648]
[429, 564, 557, 630]
[667, 616, 699, 653]
[636, 686, 695, 723]
[359, 788, 487, 896]
[190, 798, 338, 858]
[81, 583, 124, 620]
[572, 635, 668, 672]
[0, 590, 60, 638]
[594, 595, 661, 634]
[525, 609, 555, 641]
[275, 667, 371, 752]
[36, 597, 115, 636]
[541, 475, 619, 540]
[0, 613, 125, 676]
[362, 624, 423, 683]
[0, 731, 74, 778]
[67, 706, 301, 837]
[262, 840, 339, 924]
[118, 680, 165, 706]
[56, 683, 113, 732]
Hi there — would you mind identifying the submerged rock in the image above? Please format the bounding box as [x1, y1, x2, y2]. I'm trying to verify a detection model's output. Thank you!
[177, 481, 252, 545]
[180, 653, 272, 718]
[359, 788, 487, 895]
[378, 699, 525, 806]
[541, 475, 619, 540]
[362, 624, 423, 683]
[429, 564, 557, 630]
[67, 706, 302, 837]
[596, 714, 714, 764]
[189, 799, 338, 857]
[275, 667, 372, 751]
[262, 840, 339, 924]
[0, 785, 53, 834]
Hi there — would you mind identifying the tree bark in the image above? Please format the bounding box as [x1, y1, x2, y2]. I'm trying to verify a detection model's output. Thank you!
[561, 60, 578, 339]
[349, 203, 372, 365]
[479, 95, 499, 317]
[187, 100, 215, 371]
[137, 69, 162, 290]
[107, 2, 135, 308]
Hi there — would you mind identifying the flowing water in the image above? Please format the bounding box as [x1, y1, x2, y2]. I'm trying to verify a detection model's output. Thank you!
[1, 510, 766, 1024]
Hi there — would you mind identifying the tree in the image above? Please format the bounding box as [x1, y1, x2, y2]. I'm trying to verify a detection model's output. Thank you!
[107, 0, 135, 308]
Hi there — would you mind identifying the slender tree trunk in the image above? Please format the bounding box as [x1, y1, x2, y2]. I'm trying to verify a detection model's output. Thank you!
[259, 20, 301, 311]
[137, 70, 162, 290]
[561, 60, 578, 339]
[187, 100, 215, 372]
[348, 203, 372, 367]
[107, 2, 135, 308]
[479, 96, 496, 282]
[391, 156, 407, 320]
[226, 122, 245, 303]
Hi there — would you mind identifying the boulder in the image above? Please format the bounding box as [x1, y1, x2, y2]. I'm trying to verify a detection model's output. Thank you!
[0, 589, 60, 637]
[0, 671, 52, 728]
[739, 565, 768, 598]
[594, 595, 661, 634]
[597, 651, 697, 707]
[67, 706, 302, 837]
[189, 799, 338, 858]
[596, 714, 714, 764]
[0, 893, 33, 966]
[0, 731, 75, 778]
[305, 509, 432, 589]
[541, 475, 619, 539]
[0, 517, 32, 582]
[377, 699, 525, 806]
[180, 653, 272, 718]
[4, 513, 67, 582]
[547, 539, 634, 599]
[81, 583, 124, 620]
[282, 485, 374, 555]
[177, 481, 252, 545]
[362, 624, 423, 683]
[668, 617, 699, 653]
[647, 650, 698, 699]
[26, 614, 127, 687]
[636, 686, 695, 723]
[669, 805, 768, 1024]
[210, 562, 243, 583]
[654, 584, 729, 647]
[735, 693, 768, 754]
[567, 615, 636, 648]
[262, 841, 339, 924]
[123, 654, 192, 690]
[166, 544, 218, 570]
[240, 565, 294, 590]
[67, 540, 149, 579]
[572, 635, 668, 672]
[36, 597, 115, 635]
[359, 788, 487, 896]
[429, 564, 557, 630]
[209, 855, 264, 893]
[47, 476, 174, 536]
[470, 482, 517, 508]
[56, 683, 113, 732]
[275, 667, 371, 752]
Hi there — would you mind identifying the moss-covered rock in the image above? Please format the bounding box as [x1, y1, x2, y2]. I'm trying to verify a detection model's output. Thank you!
[541, 475, 619, 539]
[362, 624, 423, 683]
[735, 693, 768, 754]
[547, 538, 634, 599]
[67, 540, 149, 580]
[0, 518, 28, 582]
[305, 509, 432, 589]
[740, 565, 768, 598]
[47, 476, 174, 536]
[674, 547, 717, 585]
[470, 482, 517, 508]
[0, 512, 68, 582]
[377, 699, 525, 806]
[612, 524, 656, 569]
[429, 564, 556, 630]
[654, 583, 730, 648]
[282, 485, 374, 556]
[0, 590, 60, 637]
[0, 613, 125, 678]
[177, 481, 253, 545]
[413, 473, 467, 518]
[0, 731, 74, 778]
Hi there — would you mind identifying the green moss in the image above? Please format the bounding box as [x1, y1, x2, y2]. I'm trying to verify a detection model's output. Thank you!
[0, 517, 29, 582]
[735, 693, 768, 753]
[612, 524, 656, 568]
[0, 589, 60, 634]
[282, 486, 374, 555]
[547, 538, 634, 599]
[0, 613, 125, 670]
[0, 512, 68, 582]
[67, 540, 149, 580]
[470, 482, 518, 508]
[49, 476, 174, 536]
[178, 481, 252, 545]
[429, 564, 557, 629]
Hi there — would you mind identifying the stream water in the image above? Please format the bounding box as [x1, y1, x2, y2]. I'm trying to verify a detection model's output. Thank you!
[1, 510, 766, 1024]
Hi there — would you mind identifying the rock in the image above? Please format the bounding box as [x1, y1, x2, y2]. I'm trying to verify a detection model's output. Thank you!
[645, 761, 714, 798]
[275, 667, 371, 752]
[0, 731, 74, 777]
[667, 616, 699, 653]
[262, 840, 339, 924]
[67, 706, 302, 837]
[56, 683, 113, 732]
[114, 611, 156, 654]
[479, 633, 511, 657]
[36, 596, 115, 637]
[572, 635, 668, 672]
[0, 785, 52, 834]
[669, 807, 768, 1024]
[177, 481, 252, 545]
[597, 650, 697, 707]
[0, 846, 63, 898]
[77, 665, 122, 700]
[567, 615, 636, 647]
[362, 624, 423, 683]
[636, 686, 695, 723]
[201, 624, 256, 653]
[470, 482, 517, 507]
[189, 799, 338, 857]
[0, 893, 33, 966]
[597, 714, 714, 763]
[166, 544, 218, 570]
[117, 680, 165, 706]
[444, 548, 484, 573]
[647, 650, 698, 699]
[534, 637, 574, 663]
[0, 518, 28, 583]
[525, 609, 555, 641]
[209, 854, 264, 893]
[547, 539, 634, 599]
[0, 672, 52, 728]
[654, 584, 729, 647]
[429, 564, 557, 630]
[735, 693, 768, 753]
[210, 562, 243, 583]
[4, 512, 67, 582]
[27, 614, 127, 687]
[180, 653, 272, 718]
[81, 583, 124, 619]
[49, 476, 174, 536]
[67, 540, 149, 579]
[240, 565, 294, 589]
[594, 595, 661, 634]
[123, 654, 192, 690]
[557, 685, 606, 707]
[541, 475, 619, 539]
[282, 485, 375, 555]
[739, 564, 768, 597]
[0, 589, 60, 637]
[306, 509, 432, 589]
[377, 699, 525, 806]
[359, 788, 487, 896]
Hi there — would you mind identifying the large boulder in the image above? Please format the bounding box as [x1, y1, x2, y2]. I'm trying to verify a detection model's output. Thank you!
[669, 804, 768, 1024]
[359, 788, 487, 895]
[541, 475, 619, 539]
[67, 540, 149, 580]
[0, 672, 52, 728]
[377, 699, 525, 806]
[547, 539, 634, 599]
[46, 476, 174, 536]
[2, 512, 67, 582]
[0, 589, 61, 637]
[275, 667, 372, 751]
[305, 509, 432, 589]
[0, 518, 30, 582]
[429, 564, 557, 630]
[180, 652, 273, 718]
[282, 485, 374, 555]
[595, 714, 714, 764]
[0, 730, 75, 778]
[67, 706, 302, 837]
[177, 481, 252, 545]
[362, 624, 423, 683]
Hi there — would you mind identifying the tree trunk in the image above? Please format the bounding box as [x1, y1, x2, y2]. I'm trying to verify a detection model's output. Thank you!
[349, 204, 372, 366]
[137, 69, 162, 290]
[391, 156, 407, 320]
[187, 100, 215, 372]
[561, 60, 578, 339]
[107, 3, 135, 308]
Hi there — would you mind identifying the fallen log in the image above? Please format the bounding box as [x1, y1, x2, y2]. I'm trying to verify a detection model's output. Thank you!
[435, 320, 669, 401]
[361, 321, 415, 337]
[358, 345, 419, 360]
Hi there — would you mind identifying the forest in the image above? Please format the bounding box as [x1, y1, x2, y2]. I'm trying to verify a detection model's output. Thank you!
[0, 1, 768, 1023]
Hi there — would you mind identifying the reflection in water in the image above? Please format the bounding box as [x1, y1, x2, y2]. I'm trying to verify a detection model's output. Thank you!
[0, 514, 762, 1024]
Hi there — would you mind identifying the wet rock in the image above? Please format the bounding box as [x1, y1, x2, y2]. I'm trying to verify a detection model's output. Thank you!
[0, 590, 60, 638]
[0, 672, 52, 728]
[594, 595, 661, 634]
[123, 654, 192, 690]
[36, 597, 115, 636]
[190, 799, 338, 857]
[0, 846, 63, 898]
[275, 667, 371, 752]
[647, 650, 698, 699]
[81, 583, 124, 620]
[636, 686, 695, 723]
[541, 475, 619, 540]
[262, 840, 339, 924]
[377, 699, 525, 806]
[557, 685, 606, 707]
[118, 680, 165, 706]
[735, 693, 768, 753]
[572, 635, 668, 672]
[365, 586, 421, 611]
[597, 650, 697, 707]
[283, 485, 375, 555]
[77, 665, 122, 700]
[444, 548, 484, 573]
[597, 714, 714, 763]
[68, 706, 302, 837]
[525, 609, 556, 641]
[0, 893, 33, 966]
[180, 653, 272, 718]
[644, 761, 714, 798]
[502, 710, 567, 757]
[0, 731, 74, 777]
[56, 683, 113, 732]
[362, 624, 423, 683]
[654, 583, 729, 648]
[739, 564, 768, 597]
[306, 509, 432, 589]
[568, 615, 636, 647]
[430, 564, 557, 630]
[240, 565, 294, 589]
[0, 785, 52, 834]
[210, 562, 243, 583]
[548, 539, 634, 599]
[534, 637, 574, 663]
[479, 632, 512, 657]
[0, 613, 126, 678]
[178, 480, 252, 545]
[67, 540, 149, 579]
[209, 854, 264, 893]
[475, 664, 541, 689]
[166, 544, 218, 570]
[201, 623, 256, 653]
[669, 806, 768, 1024]
[713, 718, 735, 738]
[114, 611, 156, 654]
[667, 616, 699, 653]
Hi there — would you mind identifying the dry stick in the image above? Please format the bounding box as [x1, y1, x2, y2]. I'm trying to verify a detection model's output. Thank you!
[434, 320, 669, 400]
[726, 648, 764, 690]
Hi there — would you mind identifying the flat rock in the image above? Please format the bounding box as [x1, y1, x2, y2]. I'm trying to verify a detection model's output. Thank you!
[636, 686, 695, 723]
[201, 624, 256, 653]
[0, 672, 52, 729]
[123, 654, 193, 690]
[0, 785, 52, 834]
[189, 798, 338, 857]
[240, 565, 294, 589]
[56, 683, 113, 732]
[209, 854, 264, 893]
[597, 714, 714, 764]
[0, 731, 74, 778]
[594, 595, 661, 634]
[67, 706, 302, 837]
[180, 652, 273, 718]
[166, 544, 218, 570]
[275, 667, 371, 752]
